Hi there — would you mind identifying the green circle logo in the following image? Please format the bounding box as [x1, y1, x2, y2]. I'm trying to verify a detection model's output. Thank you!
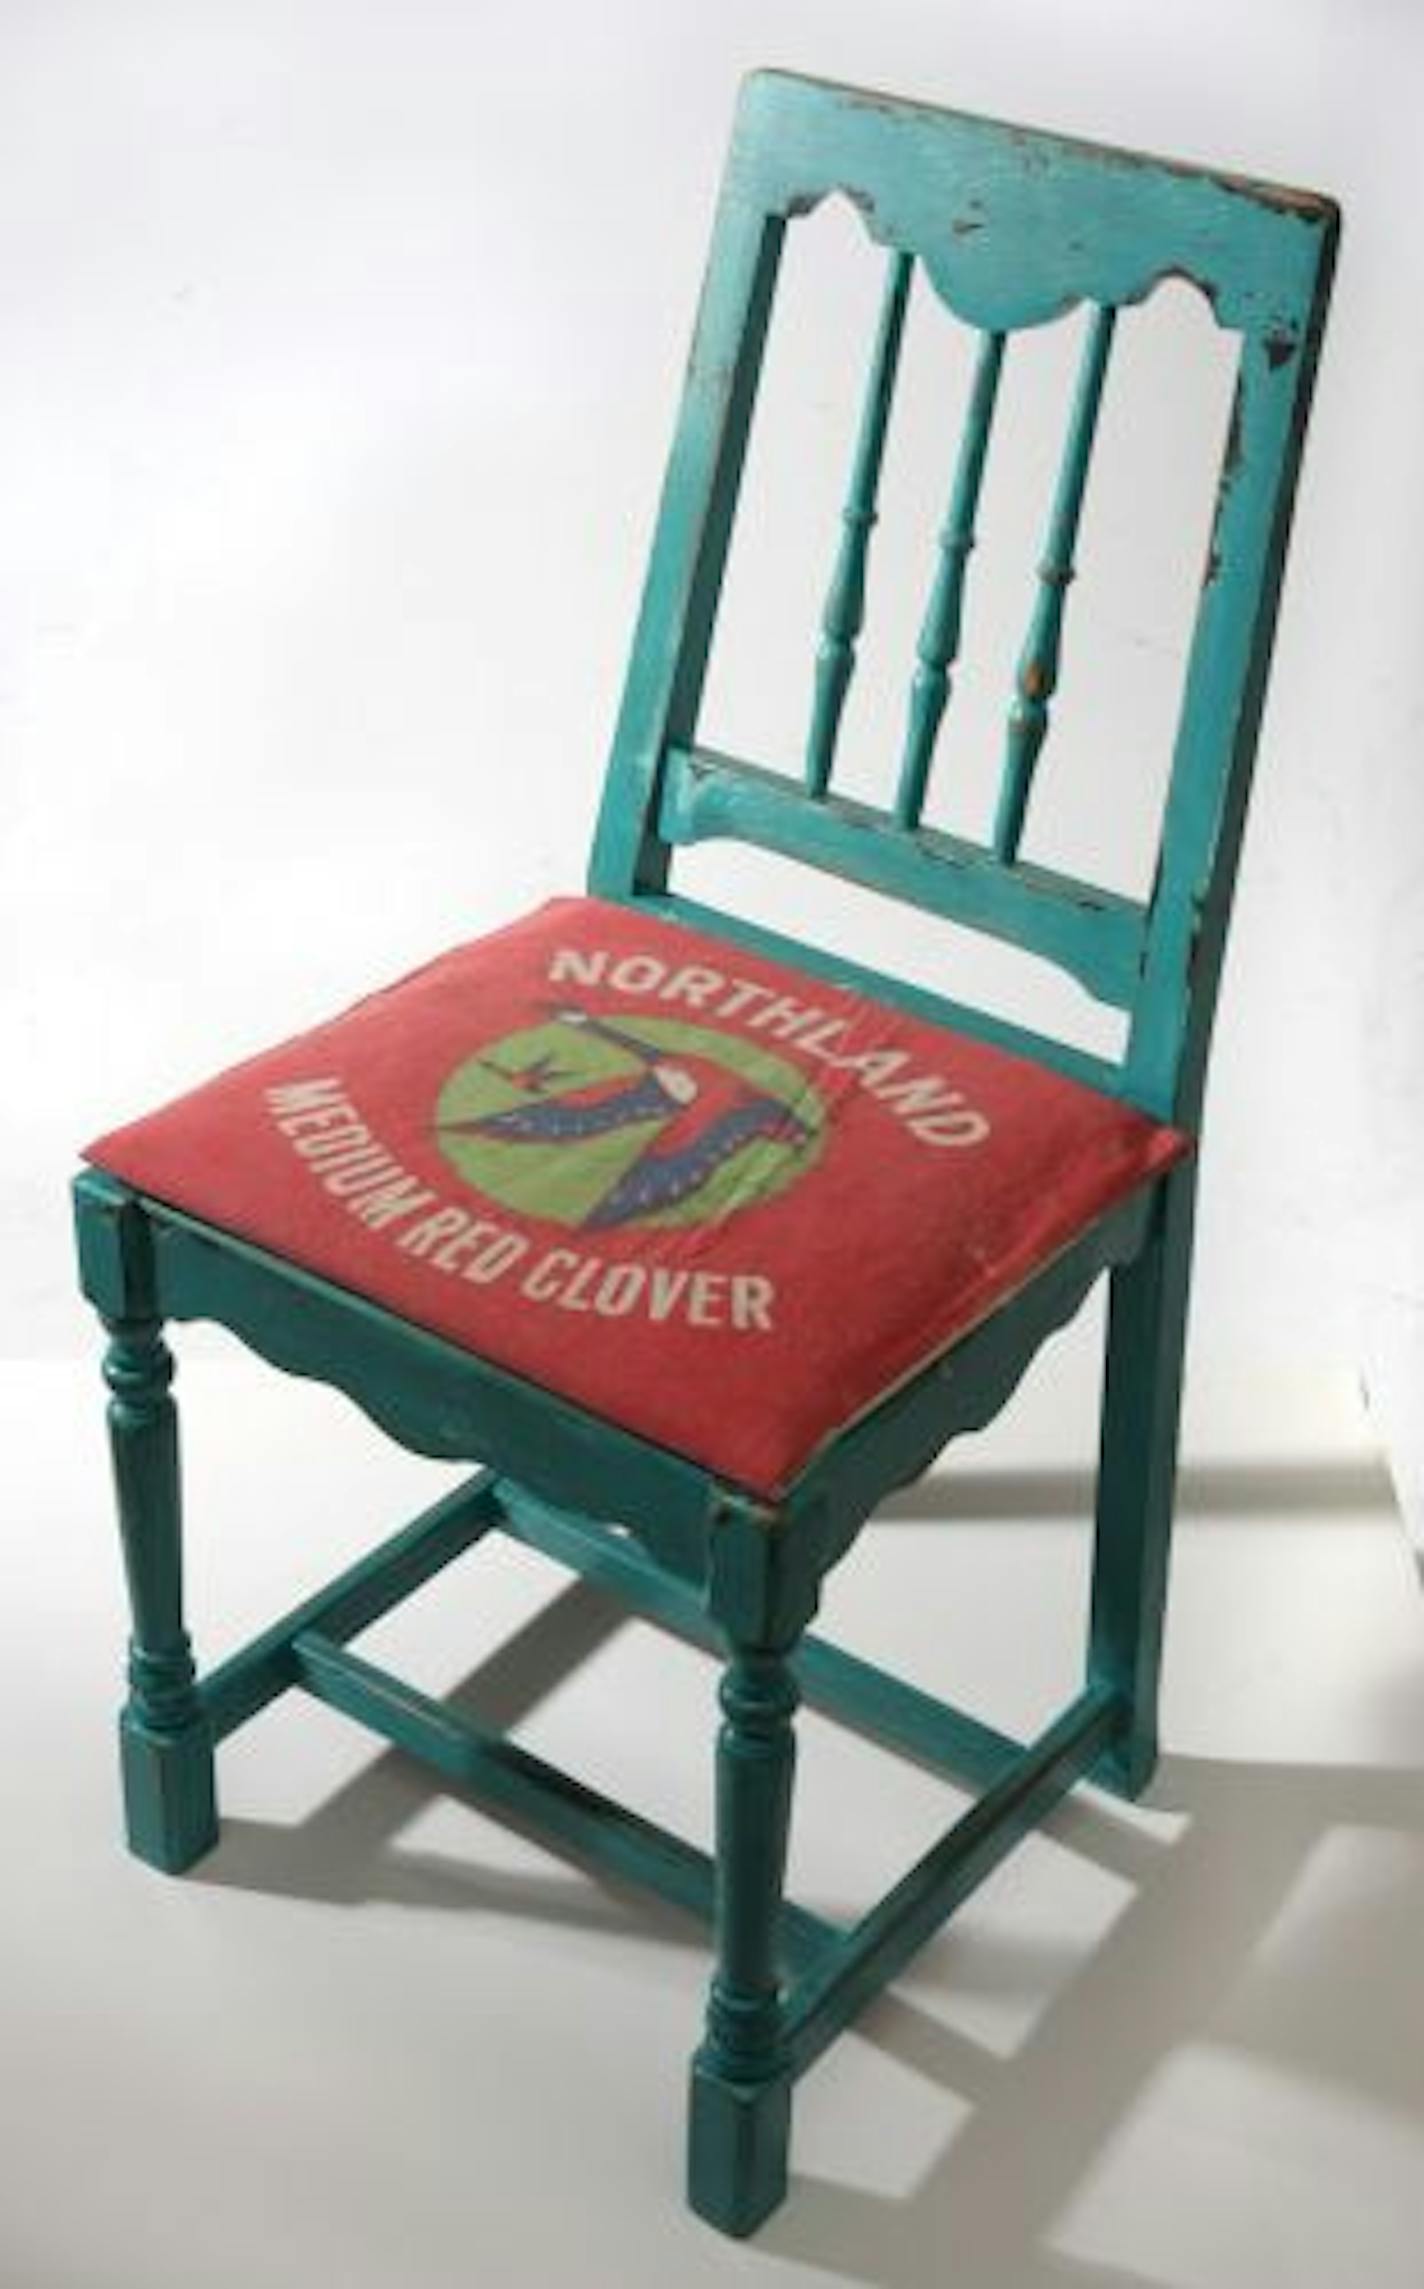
[434, 1008, 825, 1230]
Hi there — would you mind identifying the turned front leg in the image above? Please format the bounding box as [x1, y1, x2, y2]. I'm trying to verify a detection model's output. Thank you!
[104, 1315, 218, 1871]
[689, 1643, 799, 2236]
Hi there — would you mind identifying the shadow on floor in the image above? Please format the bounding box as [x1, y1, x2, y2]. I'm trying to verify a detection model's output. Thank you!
[192, 1462, 1423, 2289]
[877, 1453, 1397, 1522]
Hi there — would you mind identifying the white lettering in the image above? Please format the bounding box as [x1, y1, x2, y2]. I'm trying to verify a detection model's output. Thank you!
[873, 1075, 958, 1119]
[841, 1049, 908, 1088]
[464, 1230, 529, 1282]
[540, 946, 994, 1152]
[731, 1274, 775, 1331]
[431, 1217, 504, 1273]
[716, 979, 775, 1019]
[746, 995, 827, 1041]
[548, 947, 608, 988]
[294, 1122, 372, 1158]
[593, 1263, 644, 1316]
[348, 1176, 438, 1229]
[322, 1152, 403, 1195]
[661, 965, 725, 1010]
[909, 1108, 993, 1146]
[278, 1103, 358, 1139]
[266, 1079, 347, 1118]
[648, 1267, 691, 1321]
[609, 954, 666, 994]
[556, 1257, 602, 1311]
[398, 1207, 471, 1258]
[522, 1247, 579, 1302]
[687, 1272, 728, 1327]
[794, 1018, 851, 1058]
[266, 1085, 781, 1332]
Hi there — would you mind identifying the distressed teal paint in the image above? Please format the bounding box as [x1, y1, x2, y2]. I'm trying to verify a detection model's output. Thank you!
[1087, 1158, 1199, 1793]
[75, 1169, 718, 1577]
[589, 197, 785, 898]
[104, 1311, 218, 1872]
[592, 69, 1338, 1138]
[491, 1474, 1026, 1789]
[784, 1684, 1120, 2076]
[660, 742, 1148, 1007]
[725, 71, 1330, 334]
[688, 1642, 801, 2234]
[1124, 333, 1331, 1123]
[894, 326, 1005, 828]
[199, 1475, 502, 1740]
[805, 250, 913, 796]
[291, 1627, 831, 1969]
[639, 884, 1128, 1094]
[74, 69, 1337, 2242]
[995, 303, 1116, 861]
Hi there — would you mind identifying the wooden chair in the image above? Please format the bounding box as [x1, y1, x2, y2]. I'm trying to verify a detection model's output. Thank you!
[73, 71, 1337, 2237]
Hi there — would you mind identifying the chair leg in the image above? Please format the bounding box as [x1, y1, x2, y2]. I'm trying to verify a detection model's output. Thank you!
[103, 1314, 219, 1872]
[688, 1641, 799, 2237]
[1088, 1164, 1197, 1799]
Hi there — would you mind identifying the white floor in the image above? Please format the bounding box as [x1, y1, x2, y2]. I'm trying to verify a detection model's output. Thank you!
[3, 1340, 1422, 2288]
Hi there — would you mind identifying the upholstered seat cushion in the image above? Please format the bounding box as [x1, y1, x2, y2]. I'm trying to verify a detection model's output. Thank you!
[85, 897, 1188, 1496]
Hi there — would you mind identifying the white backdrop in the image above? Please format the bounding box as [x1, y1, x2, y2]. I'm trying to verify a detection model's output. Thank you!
[3, 2, 1417, 1506]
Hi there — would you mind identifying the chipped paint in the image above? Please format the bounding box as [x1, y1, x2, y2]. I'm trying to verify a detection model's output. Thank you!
[597, 68, 1339, 1147]
[1222, 383, 1245, 478]
[1157, 264, 1224, 315]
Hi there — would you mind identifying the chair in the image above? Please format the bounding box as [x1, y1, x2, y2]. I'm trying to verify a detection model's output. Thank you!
[73, 71, 1337, 2237]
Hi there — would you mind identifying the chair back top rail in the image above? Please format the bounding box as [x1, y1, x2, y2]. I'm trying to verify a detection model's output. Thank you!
[590, 70, 1338, 1126]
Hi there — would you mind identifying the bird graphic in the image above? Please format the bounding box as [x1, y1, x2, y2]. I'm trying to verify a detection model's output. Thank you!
[434, 1008, 816, 1228]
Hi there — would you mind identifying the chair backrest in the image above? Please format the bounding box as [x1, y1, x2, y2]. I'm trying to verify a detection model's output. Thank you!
[589, 70, 1337, 1127]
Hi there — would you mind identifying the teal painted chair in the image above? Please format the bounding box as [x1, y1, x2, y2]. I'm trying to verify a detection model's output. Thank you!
[74, 73, 1337, 2236]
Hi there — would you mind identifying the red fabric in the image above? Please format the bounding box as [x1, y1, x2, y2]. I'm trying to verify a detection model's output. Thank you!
[85, 897, 1188, 1496]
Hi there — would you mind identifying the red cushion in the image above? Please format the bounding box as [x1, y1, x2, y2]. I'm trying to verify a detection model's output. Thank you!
[85, 897, 1187, 1497]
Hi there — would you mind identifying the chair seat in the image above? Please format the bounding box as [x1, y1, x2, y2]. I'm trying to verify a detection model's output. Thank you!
[85, 896, 1187, 1496]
